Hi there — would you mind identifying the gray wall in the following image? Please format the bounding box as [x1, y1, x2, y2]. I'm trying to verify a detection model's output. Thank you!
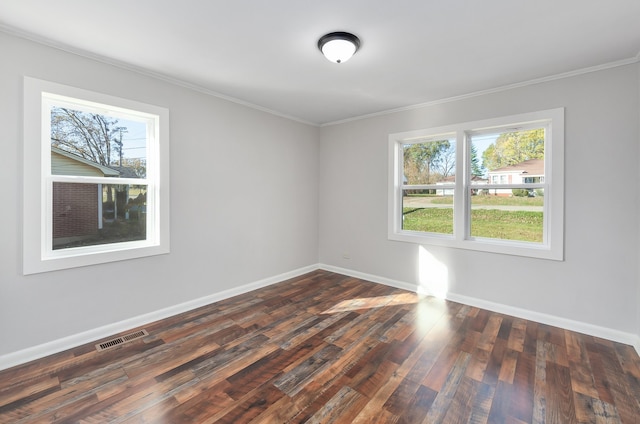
[0, 32, 320, 357]
[2, 29, 639, 362]
[318, 64, 640, 336]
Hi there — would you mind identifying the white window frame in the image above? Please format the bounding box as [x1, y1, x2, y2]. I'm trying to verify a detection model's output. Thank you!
[23, 77, 170, 274]
[388, 108, 564, 260]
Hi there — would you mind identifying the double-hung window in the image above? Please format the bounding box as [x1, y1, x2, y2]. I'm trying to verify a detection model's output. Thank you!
[23, 78, 170, 274]
[388, 108, 564, 260]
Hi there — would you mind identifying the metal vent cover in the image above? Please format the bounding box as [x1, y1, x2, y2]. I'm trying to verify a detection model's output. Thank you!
[95, 329, 149, 352]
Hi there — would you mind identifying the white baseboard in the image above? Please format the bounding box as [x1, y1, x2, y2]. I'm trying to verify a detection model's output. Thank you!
[319, 263, 640, 352]
[3, 263, 638, 371]
[0, 264, 319, 372]
[319, 263, 417, 293]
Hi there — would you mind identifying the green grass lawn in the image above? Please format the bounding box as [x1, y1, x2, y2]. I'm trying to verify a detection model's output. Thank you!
[402, 207, 543, 242]
[427, 195, 543, 207]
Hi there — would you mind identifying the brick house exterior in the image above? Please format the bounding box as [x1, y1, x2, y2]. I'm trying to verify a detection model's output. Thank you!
[51, 147, 119, 247]
[52, 182, 99, 241]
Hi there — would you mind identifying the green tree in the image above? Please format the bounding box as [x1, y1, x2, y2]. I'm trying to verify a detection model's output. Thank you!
[403, 140, 452, 184]
[470, 143, 485, 177]
[482, 129, 544, 170]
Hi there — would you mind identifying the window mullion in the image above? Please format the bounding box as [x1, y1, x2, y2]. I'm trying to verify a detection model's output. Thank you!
[454, 129, 466, 242]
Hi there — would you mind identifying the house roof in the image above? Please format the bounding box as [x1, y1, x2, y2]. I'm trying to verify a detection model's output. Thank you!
[489, 159, 544, 175]
[108, 166, 139, 178]
[51, 146, 120, 177]
[440, 175, 487, 183]
[1, 1, 638, 125]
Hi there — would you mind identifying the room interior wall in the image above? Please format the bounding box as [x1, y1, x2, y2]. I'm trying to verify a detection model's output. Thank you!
[318, 63, 640, 341]
[2, 29, 639, 368]
[0, 31, 320, 361]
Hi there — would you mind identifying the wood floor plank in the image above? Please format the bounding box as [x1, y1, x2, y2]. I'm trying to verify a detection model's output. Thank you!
[304, 385, 368, 424]
[585, 339, 617, 406]
[510, 349, 535, 423]
[440, 375, 477, 423]
[163, 380, 235, 423]
[248, 395, 302, 424]
[274, 344, 343, 396]
[483, 336, 508, 386]
[351, 329, 443, 422]
[572, 392, 622, 424]
[382, 378, 422, 416]
[1, 270, 639, 423]
[396, 384, 437, 424]
[565, 334, 597, 399]
[0, 375, 60, 410]
[422, 351, 472, 423]
[477, 315, 503, 351]
[507, 318, 527, 352]
[214, 385, 284, 424]
[466, 347, 491, 382]
[545, 361, 578, 424]
[487, 380, 515, 423]
[498, 348, 519, 384]
[533, 339, 547, 424]
[589, 340, 640, 423]
[467, 379, 495, 424]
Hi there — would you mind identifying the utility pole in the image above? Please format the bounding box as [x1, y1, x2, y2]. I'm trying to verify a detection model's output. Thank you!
[118, 128, 124, 166]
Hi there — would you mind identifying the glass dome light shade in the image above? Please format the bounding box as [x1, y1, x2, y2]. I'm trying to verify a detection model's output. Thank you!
[318, 32, 360, 64]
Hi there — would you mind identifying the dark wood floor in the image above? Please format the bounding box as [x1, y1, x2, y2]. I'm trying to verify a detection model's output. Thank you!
[1, 270, 640, 423]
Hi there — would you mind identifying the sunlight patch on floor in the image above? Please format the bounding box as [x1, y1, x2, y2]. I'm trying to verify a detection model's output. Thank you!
[322, 292, 418, 314]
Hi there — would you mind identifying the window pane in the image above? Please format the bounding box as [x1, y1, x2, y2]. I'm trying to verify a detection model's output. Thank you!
[470, 188, 544, 242]
[53, 182, 147, 250]
[472, 128, 544, 191]
[51, 106, 147, 178]
[402, 191, 454, 235]
[403, 138, 456, 184]
[469, 127, 545, 242]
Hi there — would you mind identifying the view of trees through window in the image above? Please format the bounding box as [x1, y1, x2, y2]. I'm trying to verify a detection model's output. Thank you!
[403, 138, 456, 185]
[50, 106, 149, 249]
[402, 127, 546, 242]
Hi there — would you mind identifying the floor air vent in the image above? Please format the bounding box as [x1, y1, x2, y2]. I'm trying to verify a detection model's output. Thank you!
[95, 329, 149, 352]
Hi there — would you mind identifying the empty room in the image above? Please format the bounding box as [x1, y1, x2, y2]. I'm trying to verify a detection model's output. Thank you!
[1, 1, 640, 422]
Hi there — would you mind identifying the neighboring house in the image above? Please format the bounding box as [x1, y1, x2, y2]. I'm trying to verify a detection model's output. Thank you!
[51, 146, 120, 247]
[486, 158, 544, 196]
[435, 175, 488, 196]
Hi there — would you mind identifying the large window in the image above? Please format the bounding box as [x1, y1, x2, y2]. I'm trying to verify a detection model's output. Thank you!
[388, 109, 564, 260]
[24, 78, 170, 274]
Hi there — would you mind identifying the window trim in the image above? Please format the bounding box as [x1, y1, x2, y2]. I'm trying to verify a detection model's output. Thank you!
[23, 77, 170, 274]
[388, 108, 564, 260]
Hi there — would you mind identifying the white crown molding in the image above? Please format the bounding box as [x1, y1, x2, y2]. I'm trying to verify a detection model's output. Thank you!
[0, 264, 319, 371]
[3, 24, 638, 129]
[322, 57, 640, 127]
[0, 24, 318, 127]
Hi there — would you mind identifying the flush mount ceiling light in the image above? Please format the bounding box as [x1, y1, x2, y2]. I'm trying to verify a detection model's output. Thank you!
[318, 32, 360, 64]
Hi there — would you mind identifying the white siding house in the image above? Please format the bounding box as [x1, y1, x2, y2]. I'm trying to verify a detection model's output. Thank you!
[486, 159, 544, 196]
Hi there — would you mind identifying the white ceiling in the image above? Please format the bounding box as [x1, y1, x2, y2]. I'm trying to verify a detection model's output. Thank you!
[1, 0, 639, 125]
